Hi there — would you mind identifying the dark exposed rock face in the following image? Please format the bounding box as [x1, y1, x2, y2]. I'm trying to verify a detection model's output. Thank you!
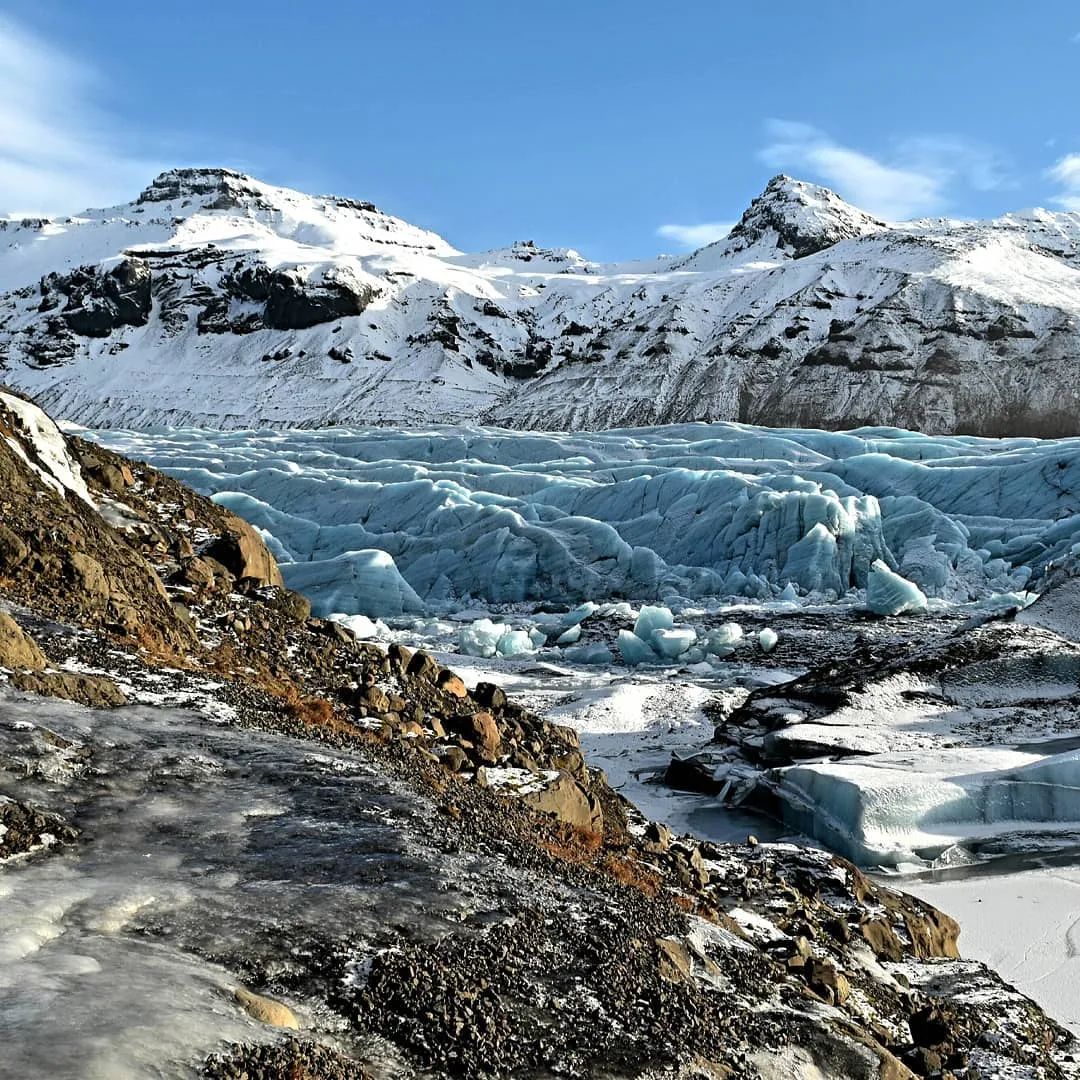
[41, 258, 152, 338]
[136, 167, 272, 211]
[202, 263, 376, 333]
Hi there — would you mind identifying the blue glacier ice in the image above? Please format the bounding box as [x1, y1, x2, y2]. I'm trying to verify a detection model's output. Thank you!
[633, 605, 675, 642]
[618, 629, 656, 666]
[865, 559, 929, 616]
[91, 420, 1080, 620]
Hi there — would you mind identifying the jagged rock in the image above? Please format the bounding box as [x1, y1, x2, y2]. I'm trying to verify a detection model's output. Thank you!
[0, 524, 30, 570]
[435, 670, 468, 699]
[66, 552, 110, 605]
[655, 937, 693, 983]
[0, 611, 46, 670]
[42, 258, 152, 338]
[521, 769, 603, 832]
[202, 514, 283, 587]
[11, 670, 127, 708]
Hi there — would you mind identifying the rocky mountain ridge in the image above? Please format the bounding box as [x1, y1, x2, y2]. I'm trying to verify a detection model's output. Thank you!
[3, 169, 1080, 434]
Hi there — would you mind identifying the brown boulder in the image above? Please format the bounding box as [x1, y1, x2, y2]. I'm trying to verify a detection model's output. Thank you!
[436, 670, 468, 698]
[0, 612, 46, 670]
[0, 523, 29, 572]
[522, 770, 603, 833]
[860, 917, 903, 962]
[67, 552, 110, 605]
[203, 513, 283, 587]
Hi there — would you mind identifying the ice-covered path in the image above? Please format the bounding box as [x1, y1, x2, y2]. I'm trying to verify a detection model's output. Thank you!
[0, 687, 515, 1078]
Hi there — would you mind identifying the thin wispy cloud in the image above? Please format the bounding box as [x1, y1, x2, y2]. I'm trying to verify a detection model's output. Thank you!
[758, 120, 1011, 220]
[0, 15, 165, 216]
[656, 221, 736, 250]
[1047, 153, 1080, 210]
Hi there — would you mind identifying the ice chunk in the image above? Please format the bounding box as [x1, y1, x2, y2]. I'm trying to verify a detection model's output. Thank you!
[283, 549, 424, 618]
[458, 618, 510, 658]
[528, 627, 547, 648]
[617, 629, 655, 666]
[775, 747, 1080, 866]
[758, 628, 778, 652]
[704, 622, 743, 656]
[865, 559, 928, 616]
[496, 629, 537, 658]
[634, 605, 674, 641]
[328, 613, 389, 640]
[555, 624, 582, 644]
[651, 627, 697, 659]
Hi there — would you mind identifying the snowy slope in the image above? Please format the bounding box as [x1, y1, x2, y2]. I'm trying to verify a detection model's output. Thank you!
[5, 168, 1080, 433]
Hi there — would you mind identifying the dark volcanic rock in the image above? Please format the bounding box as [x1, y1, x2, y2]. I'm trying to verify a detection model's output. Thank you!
[42, 258, 152, 338]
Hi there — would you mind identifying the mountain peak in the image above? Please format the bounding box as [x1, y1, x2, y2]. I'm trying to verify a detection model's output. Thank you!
[725, 174, 886, 259]
[136, 168, 274, 211]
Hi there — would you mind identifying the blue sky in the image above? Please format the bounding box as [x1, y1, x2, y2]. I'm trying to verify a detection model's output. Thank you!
[2, 1, 1080, 260]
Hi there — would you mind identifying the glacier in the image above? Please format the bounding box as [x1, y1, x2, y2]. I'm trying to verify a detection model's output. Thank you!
[93, 420, 1080, 621]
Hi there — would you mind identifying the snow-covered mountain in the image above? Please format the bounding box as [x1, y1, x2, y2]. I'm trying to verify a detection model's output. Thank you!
[4, 167, 1080, 433]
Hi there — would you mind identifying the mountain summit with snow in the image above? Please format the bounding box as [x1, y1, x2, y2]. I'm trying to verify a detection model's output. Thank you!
[3, 167, 1080, 434]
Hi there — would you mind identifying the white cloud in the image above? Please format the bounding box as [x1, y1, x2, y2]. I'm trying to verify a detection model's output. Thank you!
[1047, 153, 1080, 210]
[758, 120, 1010, 220]
[656, 221, 736, 249]
[0, 16, 164, 215]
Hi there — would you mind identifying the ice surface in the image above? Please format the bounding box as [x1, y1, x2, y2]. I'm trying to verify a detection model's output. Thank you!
[704, 623, 744, 656]
[758, 628, 779, 653]
[93, 420, 1080, 619]
[634, 606, 675, 642]
[775, 746, 1080, 866]
[1, 391, 95, 507]
[865, 559, 928, 616]
[458, 618, 511, 658]
[651, 628, 697, 659]
[283, 548, 424, 617]
[618, 629, 656, 667]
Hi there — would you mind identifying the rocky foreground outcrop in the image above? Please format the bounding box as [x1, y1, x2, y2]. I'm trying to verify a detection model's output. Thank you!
[0, 386, 1076, 1078]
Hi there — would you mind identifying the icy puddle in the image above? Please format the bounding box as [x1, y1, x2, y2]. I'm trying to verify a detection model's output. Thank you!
[0, 688, 506, 1079]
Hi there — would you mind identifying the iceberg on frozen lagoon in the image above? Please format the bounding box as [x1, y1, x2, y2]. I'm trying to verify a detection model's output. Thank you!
[704, 622, 743, 656]
[618, 629, 656, 666]
[496, 629, 538, 658]
[773, 746, 1080, 867]
[283, 549, 424, 618]
[458, 618, 511, 658]
[634, 605, 674, 642]
[758, 627, 778, 653]
[865, 559, 928, 616]
[651, 627, 697, 659]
